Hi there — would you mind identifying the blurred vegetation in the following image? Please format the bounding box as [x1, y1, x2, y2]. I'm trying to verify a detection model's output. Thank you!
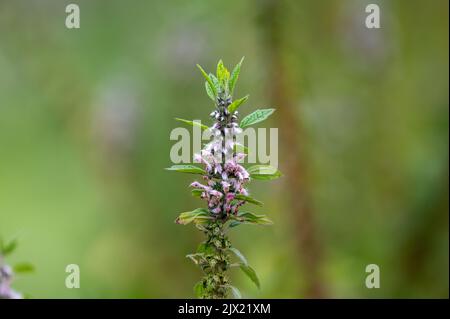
[0, 0, 448, 298]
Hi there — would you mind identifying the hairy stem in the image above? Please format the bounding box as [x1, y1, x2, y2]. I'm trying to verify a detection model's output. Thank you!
[200, 220, 231, 299]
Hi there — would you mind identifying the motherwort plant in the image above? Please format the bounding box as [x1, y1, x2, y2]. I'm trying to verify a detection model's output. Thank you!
[166, 59, 281, 299]
[0, 238, 34, 299]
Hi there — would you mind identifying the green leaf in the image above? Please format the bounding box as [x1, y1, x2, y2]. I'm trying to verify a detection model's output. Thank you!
[197, 64, 217, 96]
[228, 247, 248, 266]
[209, 73, 221, 93]
[247, 165, 282, 180]
[191, 189, 204, 197]
[229, 221, 242, 228]
[13, 263, 34, 274]
[231, 211, 273, 226]
[1, 239, 17, 256]
[175, 118, 209, 131]
[228, 95, 249, 114]
[239, 265, 260, 289]
[205, 81, 216, 101]
[229, 57, 244, 95]
[175, 208, 212, 225]
[234, 194, 263, 206]
[228, 285, 242, 299]
[194, 281, 205, 298]
[165, 165, 206, 175]
[216, 59, 230, 86]
[240, 108, 275, 128]
[197, 242, 215, 254]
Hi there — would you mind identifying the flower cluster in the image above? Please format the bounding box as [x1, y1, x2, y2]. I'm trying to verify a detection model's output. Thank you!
[167, 59, 281, 299]
[191, 132, 249, 217]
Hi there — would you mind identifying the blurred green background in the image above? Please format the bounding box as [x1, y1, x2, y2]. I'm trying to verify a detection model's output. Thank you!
[0, 0, 448, 298]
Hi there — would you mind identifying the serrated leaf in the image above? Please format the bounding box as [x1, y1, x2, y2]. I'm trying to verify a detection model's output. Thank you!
[228, 95, 249, 114]
[234, 194, 263, 206]
[228, 247, 248, 266]
[240, 109, 275, 128]
[239, 265, 260, 289]
[229, 57, 244, 95]
[175, 208, 212, 225]
[205, 81, 216, 101]
[247, 165, 282, 180]
[197, 64, 217, 96]
[194, 281, 205, 298]
[228, 285, 242, 299]
[165, 165, 206, 175]
[175, 118, 209, 131]
[13, 263, 34, 274]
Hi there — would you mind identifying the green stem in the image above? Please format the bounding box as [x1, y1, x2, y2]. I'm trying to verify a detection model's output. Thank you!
[200, 220, 231, 299]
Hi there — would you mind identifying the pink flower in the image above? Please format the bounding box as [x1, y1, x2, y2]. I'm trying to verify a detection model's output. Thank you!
[193, 153, 203, 163]
[239, 188, 248, 196]
[221, 181, 230, 193]
[235, 153, 246, 162]
[190, 181, 208, 190]
[209, 190, 223, 198]
[213, 163, 222, 175]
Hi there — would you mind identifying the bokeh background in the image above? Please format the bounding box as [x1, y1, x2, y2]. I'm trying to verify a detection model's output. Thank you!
[0, 0, 448, 298]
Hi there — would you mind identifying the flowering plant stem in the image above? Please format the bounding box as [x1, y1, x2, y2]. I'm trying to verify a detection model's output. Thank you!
[167, 58, 281, 298]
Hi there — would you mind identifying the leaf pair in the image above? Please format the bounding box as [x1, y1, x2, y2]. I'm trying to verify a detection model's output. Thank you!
[197, 57, 245, 102]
